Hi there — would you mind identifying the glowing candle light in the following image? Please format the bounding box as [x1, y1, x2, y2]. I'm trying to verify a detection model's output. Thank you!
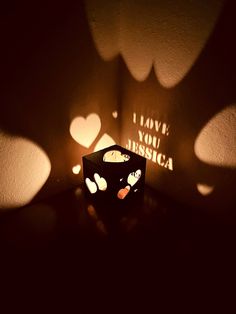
[72, 164, 81, 174]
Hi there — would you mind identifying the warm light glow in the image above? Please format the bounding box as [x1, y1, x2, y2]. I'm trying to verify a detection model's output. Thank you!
[0, 131, 51, 209]
[103, 150, 130, 162]
[124, 112, 174, 171]
[112, 111, 118, 119]
[85, 0, 120, 61]
[94, 173, 107, 191]
[195, 105, 236, 168]
[72, 164, 81, 174]
[127, 169, 141, 186]
[87, 204, 98, 220]
[117, 185, 130, 200]
[117, 169, 141, 199]
[85, 172, 107, 194]
[87, 204, 108, 235]
[85, 177, 97, 194]
[70, 112, 116, 153]
[94, 133, 116, 151]
[70, 113, 101, 148]
[86, 0, 223, 87]
[74, 187, 83, 198]
[197, 183, 214, 196]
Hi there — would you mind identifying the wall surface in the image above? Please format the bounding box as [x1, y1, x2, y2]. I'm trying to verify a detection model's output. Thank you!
[86, 0, 236, 212]
[0, 0, 120, 210]
[1, 0, 236, 212]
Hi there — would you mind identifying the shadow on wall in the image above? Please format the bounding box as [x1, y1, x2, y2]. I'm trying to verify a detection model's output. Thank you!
[0, 0, 120, 210]
[86, 0, 236, 212]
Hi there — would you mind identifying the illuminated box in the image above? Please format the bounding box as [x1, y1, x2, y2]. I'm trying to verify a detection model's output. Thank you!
[82, 145, 146, 207]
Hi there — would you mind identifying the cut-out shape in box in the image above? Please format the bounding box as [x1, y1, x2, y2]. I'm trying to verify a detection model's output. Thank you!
[103, 150, 130, 163]
[117, 170, 142, 199]
[83, 145, 146, 209]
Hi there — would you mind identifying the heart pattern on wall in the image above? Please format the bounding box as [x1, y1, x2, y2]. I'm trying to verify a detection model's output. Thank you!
[70, 113, 101, 148]
[86, 0, 223, 87]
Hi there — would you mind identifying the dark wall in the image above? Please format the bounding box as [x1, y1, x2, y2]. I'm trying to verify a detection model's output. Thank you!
[0, 0, 120, 209]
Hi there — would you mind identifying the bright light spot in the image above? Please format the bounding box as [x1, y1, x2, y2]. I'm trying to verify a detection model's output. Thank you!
[0, 131, 51, 209]
[117, 185, 130, 200]
[85, 177, 97, 194]
[195, 105, 236, 168]
[94, 173, 107, 191]
[103, 150, 130, 162]
[70, 113, 101, 148]
[112, 111, 118, 119]
[72, 164, 81, 174]
[127, 169, 141, 186]
[197, 183, 214, 196]
[94, 133, 115, 152]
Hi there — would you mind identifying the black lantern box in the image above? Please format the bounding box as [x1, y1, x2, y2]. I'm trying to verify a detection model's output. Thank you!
[82, 145, 146, 210]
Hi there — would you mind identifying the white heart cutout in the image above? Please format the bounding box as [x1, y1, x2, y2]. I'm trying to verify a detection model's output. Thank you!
[70, 113, 101, 148]
[94, 173, 107, 191]
[103, 150, 130, 163]
[127, 169, 141, 187]
[85, 178, 97, 194]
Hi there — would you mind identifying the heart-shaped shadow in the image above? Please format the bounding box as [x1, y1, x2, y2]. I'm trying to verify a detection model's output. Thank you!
[70, 113, 101, 148]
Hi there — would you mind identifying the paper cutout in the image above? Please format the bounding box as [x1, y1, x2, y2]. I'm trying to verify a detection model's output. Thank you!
[117, 169, 142, 199]
[117, 185, 130, 199]
[103, 150, 130, 163]
[127, 169, 141, 186]
[85, 178, 97, 194]
[94, 173, 107, 191]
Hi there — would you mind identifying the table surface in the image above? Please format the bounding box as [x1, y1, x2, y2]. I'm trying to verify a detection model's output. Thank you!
[0, 185, 234, 312]
[0, 185, 191, 251]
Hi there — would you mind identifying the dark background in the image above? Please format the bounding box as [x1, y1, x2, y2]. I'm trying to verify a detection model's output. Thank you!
[0, 1, 235, 311]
